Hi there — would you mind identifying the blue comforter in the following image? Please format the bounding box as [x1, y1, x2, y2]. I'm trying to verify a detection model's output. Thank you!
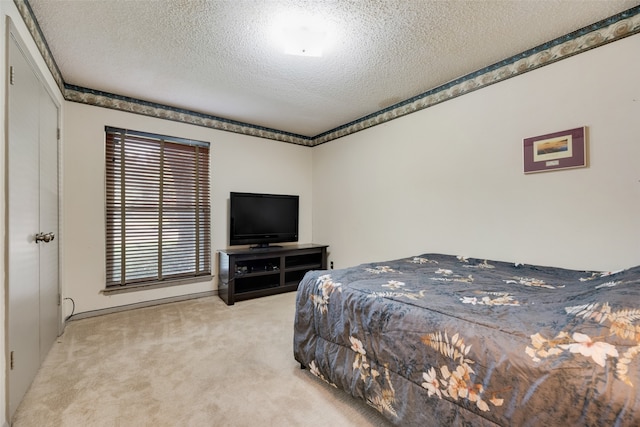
[293, 253, 640, 426]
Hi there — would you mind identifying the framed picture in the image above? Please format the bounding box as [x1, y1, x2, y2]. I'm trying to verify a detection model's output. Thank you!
[523, 127, 587, 174]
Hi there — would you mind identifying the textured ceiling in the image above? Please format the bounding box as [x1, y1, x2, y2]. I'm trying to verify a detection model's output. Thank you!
[27, 0, 640, 137]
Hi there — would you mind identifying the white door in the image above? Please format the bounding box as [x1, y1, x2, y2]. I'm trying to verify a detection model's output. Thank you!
[38, 69, 60, 363]
[37, 75, 60, 362]
[7, 30, 60, 418]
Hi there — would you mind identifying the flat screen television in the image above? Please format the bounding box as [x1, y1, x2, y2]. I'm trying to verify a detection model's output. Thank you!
[229, 192, 299, 248]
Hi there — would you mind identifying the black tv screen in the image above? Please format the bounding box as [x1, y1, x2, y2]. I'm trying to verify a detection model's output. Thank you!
[229, 192, 299, 247]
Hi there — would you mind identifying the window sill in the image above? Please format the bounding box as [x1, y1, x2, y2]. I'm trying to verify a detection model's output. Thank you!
[102, 275, 213, 295]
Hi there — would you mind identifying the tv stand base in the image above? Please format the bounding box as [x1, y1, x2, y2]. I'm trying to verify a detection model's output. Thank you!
[217, 244, 328, 305]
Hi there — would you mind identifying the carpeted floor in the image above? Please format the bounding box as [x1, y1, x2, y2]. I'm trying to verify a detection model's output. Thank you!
[12, 292, 391, 426]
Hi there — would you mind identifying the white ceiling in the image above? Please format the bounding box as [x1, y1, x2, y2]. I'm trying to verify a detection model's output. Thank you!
[27, 0, 639, 137]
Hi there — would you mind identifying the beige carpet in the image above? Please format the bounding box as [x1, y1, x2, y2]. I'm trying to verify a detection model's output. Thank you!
[12, 292, 391, 426]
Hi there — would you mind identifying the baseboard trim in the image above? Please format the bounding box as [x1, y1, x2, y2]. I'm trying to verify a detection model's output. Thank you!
[67, 291, 218, 322]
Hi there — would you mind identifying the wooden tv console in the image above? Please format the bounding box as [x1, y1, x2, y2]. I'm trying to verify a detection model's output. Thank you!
[217, 244, 328, 305]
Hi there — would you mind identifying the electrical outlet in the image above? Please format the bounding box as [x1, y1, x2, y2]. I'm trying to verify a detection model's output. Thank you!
[330, 261, 334, 269]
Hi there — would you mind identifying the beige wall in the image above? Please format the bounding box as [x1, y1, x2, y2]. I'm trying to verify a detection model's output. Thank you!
[312, 33, 640, 272]
[63, 102, 314, 315]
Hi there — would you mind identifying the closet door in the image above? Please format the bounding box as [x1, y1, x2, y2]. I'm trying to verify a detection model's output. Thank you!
[38, 79, 60, 363]
[7, 33, 41, 418]
[7, 32, 60, 418]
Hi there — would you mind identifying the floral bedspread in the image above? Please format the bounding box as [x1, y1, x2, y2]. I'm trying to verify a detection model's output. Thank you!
[293, 253, 640, 426]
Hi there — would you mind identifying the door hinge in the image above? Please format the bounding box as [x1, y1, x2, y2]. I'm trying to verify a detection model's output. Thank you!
[10, 351, 14, 370]
[58, 293, 61, 306]
[9, 66, 15, 85]
[57, 128, 61, 140]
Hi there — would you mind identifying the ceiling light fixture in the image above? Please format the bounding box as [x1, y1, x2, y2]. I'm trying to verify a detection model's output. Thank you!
[271, 10, 333, 58]
[282, 25, 327, 57]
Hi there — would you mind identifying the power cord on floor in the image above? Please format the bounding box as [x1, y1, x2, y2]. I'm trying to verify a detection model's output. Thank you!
[64, 297, 75, 321]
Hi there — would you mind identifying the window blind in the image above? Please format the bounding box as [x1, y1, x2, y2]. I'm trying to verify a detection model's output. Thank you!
[105, 127, 211, 288]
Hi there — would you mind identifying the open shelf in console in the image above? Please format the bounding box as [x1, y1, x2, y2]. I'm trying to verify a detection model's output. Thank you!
[234, 257, 280, 276]
[217, 244, 328, 305]
[234, 275, 280, 294]
[285, 252, 323, 270]
[284, 270, 311, 287]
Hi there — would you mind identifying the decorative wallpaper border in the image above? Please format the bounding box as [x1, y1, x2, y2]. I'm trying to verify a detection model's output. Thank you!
[14, 0, 65, 93]
[63, 85, 315, 146]
[314, 5, 640, 145]
[14, 1, 640, 147]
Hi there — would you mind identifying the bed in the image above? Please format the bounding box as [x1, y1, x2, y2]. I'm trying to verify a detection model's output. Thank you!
[293, 253, 640, 426]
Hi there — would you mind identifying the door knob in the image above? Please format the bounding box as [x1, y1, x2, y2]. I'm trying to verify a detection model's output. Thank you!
[35, 232, 55, 243]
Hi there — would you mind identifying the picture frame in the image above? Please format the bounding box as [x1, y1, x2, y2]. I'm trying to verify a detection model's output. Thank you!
[523, 126, 587, 174]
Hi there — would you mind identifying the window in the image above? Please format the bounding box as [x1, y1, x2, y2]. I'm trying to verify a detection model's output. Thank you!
[105, 127, 211, 289]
